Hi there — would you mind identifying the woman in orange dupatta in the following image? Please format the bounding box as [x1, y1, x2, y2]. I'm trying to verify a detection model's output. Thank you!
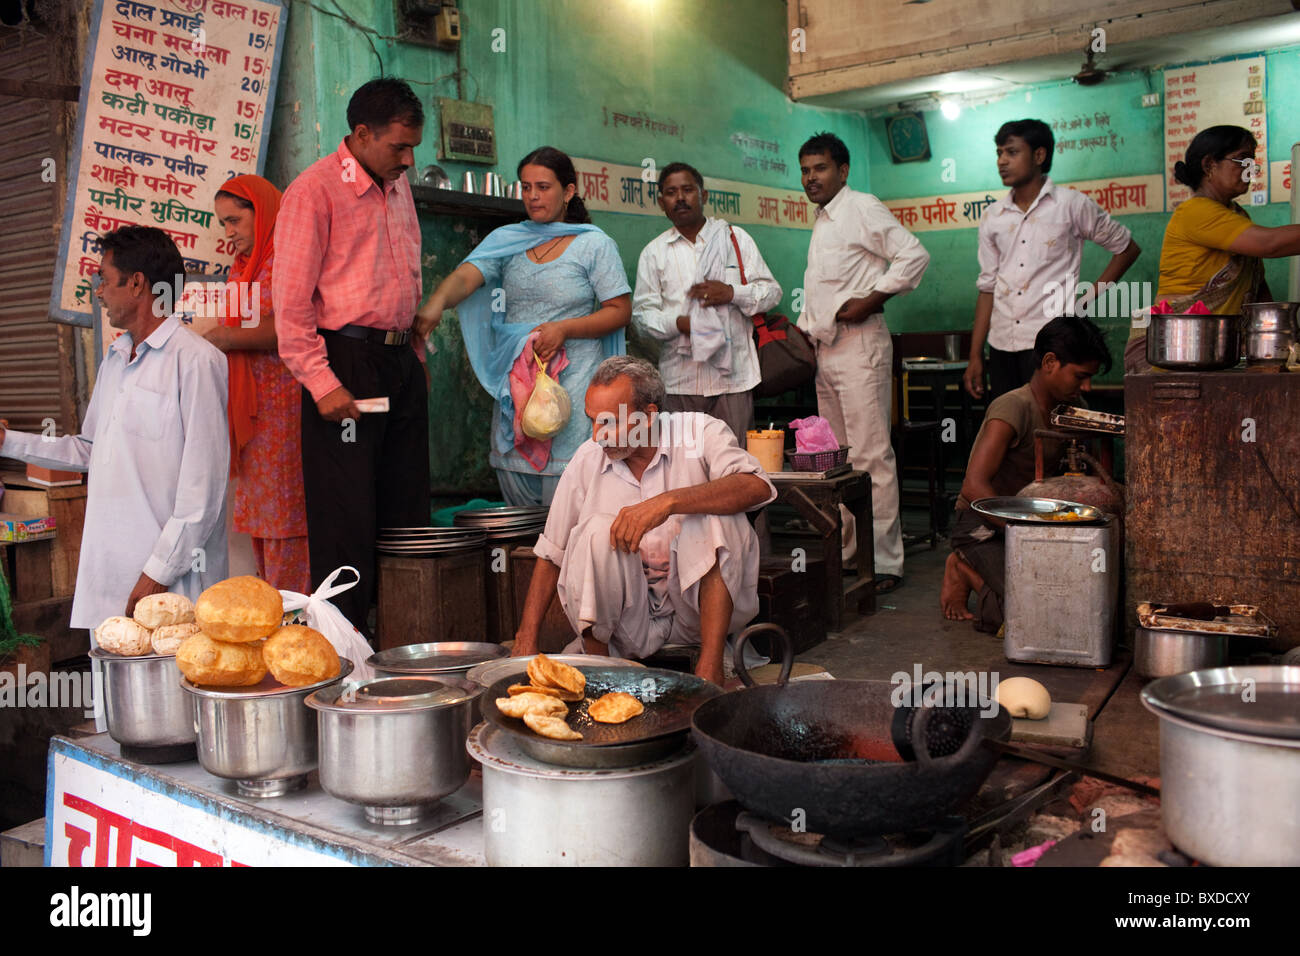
[205, 175, 310, 593]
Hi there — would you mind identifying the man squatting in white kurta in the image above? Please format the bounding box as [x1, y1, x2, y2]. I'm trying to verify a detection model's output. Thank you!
[512, 357, 776, 686]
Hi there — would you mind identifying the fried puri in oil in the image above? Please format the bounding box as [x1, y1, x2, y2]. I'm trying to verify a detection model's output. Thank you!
[523, 712, 583, 741]
[496, 692, 568, 719]
[526, 653, 586, 696]
[588, 691, 645, 724]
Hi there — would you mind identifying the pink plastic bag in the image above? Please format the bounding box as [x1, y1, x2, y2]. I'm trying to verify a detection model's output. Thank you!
[788, 416, 840, 454]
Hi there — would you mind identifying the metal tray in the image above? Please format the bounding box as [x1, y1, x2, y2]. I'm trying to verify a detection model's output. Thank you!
[368, 641, 508, 675]
[1050, 404, 1125, 435]
[480, 666, 721, 768]
[1141, 665, 1300, 740]
[971, 496, 1111, 524]
[1136, 602, 1278, 638]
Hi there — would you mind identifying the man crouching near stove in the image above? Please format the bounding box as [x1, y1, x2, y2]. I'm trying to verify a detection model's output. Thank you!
[511, 356, 776, 684]
[941, 315, 1112, 631]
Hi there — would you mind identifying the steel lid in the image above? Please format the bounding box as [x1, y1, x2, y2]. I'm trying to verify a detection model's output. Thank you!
[368, 641, 507, 674]
[1141, 665, 1300, 740]
[971, 496, 1110, 524]
[307, 675, 479, 712]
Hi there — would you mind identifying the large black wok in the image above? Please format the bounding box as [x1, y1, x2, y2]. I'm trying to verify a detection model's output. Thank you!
[692, 624, 1012, 838]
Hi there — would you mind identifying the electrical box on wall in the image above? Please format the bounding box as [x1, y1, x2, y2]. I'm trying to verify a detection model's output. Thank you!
[395, 0, 460, 49]
[437, 97, 496, 164]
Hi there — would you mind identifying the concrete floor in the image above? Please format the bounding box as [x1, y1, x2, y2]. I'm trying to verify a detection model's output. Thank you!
[789, 512, 1162, 780]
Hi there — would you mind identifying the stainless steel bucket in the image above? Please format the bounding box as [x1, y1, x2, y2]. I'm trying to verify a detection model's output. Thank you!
[1133, 627, 1228, 679]
[89, 648, 196, 759]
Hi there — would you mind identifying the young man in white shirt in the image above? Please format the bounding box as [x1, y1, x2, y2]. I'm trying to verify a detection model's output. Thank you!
[798, 132, 930, 593]
[0, 226, 229, 628]
[632, 162, 782, 446]
[963, 118, 1140, 402]
[511, 357, 775, 685]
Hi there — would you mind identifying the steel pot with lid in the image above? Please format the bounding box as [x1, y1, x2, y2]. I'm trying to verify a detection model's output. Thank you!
[307, 675, 480, 825]
[1242, 301, 1299, 367]
[182, 659, 354, 798]
[1146, 313, 1240, 370]
[1141, 665, 1300, 866]
[89, 647, 196, 763]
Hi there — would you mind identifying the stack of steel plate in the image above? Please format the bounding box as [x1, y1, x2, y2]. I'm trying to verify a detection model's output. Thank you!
[376, 526, 488, 556]
[453, 505, 548, 543]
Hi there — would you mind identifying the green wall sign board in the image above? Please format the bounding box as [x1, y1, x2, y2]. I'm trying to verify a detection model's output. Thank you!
[437, 97, 497, 164]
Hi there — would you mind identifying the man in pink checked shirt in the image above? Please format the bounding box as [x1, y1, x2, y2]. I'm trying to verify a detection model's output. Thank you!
[273, 78, 430, 634]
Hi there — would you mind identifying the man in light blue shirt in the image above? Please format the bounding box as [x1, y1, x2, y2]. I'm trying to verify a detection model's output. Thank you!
[1, 226, 229, 629]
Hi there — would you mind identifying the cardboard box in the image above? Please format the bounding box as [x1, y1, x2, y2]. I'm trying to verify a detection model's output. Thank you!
[1, 489, 50, 519]
[0, 513, 56, 542]
[25, 464, 83, 487]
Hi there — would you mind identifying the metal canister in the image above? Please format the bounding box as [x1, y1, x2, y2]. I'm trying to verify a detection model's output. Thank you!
[468, 722, 697, 866]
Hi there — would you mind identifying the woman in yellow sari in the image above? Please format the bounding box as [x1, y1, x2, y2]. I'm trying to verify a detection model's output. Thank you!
[1126, 126, 1300, 373]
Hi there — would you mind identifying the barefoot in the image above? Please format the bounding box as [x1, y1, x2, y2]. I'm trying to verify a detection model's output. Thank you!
[941, 551, 975, 621]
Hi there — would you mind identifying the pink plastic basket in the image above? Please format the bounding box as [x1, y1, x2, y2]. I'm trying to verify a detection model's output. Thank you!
[787, 446, 850, 471]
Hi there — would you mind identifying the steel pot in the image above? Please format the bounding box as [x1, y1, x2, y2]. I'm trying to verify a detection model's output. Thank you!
[1134, 627, 1228, 679]
[88, 648, 196, 761]
[1243, 302, 1299, 366]
[468, 722, 697, 866]
[1141, 665, 1300, 866]
[182, 659, 353, 798]
[307, 676, 480, 825]
[1146, 313, 1240, 370]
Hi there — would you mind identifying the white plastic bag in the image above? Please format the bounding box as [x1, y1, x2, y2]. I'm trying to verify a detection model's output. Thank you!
[278, 566, 374, 683]
[521, 354, 572, 440]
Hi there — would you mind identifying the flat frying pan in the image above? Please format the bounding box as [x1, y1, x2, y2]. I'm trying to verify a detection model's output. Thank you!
[480, 666, 722, 768]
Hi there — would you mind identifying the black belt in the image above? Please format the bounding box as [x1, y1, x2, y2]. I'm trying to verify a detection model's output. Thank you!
[327, 325, 411, 347]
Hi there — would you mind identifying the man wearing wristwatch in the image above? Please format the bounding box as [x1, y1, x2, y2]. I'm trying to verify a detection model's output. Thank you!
[273, 78, 430, 634]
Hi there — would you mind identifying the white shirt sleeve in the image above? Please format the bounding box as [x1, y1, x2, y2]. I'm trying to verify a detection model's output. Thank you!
[1074, 194, 1133, 255]
[975, 211, 1000, 294]
[728, 226, 782, 317]
[631, 242, 681, 343]
[533, 444, 593, 566]
[694, 417, 777, 510]
[141, 346, 230, 586]
[0, 370, 105, 469]
[858, 195, 930, 296]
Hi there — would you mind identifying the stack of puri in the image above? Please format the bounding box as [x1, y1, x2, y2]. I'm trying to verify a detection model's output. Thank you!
[171, 576, 340, 688]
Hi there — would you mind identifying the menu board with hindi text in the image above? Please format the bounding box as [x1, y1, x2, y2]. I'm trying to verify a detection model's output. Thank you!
[50, 0, 287, 326]
[1164, 57, 1267, 210]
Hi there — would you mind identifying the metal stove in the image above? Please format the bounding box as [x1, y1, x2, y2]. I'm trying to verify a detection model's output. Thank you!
[690, 801, 967, 867]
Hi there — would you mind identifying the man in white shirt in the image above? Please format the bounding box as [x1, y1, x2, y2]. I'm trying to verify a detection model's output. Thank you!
[512, 357, 775, 685]
[963, 119, 1140, 401]
[633, 162, 782, 445]
[797, 132, 930, 593]
[0, 226, 229, 628]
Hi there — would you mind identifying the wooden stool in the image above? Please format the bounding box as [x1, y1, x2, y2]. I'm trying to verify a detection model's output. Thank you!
[766, 470, 876, 631]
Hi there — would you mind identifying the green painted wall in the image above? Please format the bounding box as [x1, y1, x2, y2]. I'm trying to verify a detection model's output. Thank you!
[865, 47, 1300, 385]
[264, 0, 868, 493]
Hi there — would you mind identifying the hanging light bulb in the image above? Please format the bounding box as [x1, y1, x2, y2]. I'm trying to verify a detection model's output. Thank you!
[940, 98, 961, 121]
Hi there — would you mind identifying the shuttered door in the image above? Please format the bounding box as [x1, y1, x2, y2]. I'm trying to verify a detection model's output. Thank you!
[0, 30, 66, 433]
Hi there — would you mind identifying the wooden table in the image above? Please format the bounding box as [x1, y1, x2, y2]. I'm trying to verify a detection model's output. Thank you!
[767, 469, 875, 631]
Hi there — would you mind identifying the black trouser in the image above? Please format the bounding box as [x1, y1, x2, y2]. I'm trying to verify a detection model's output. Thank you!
[986, 346, 1037, 402]
[301, 331, 430, 635]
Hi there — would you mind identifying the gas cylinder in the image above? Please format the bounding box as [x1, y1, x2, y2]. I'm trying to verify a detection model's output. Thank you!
[1017, 438, 1125, 521]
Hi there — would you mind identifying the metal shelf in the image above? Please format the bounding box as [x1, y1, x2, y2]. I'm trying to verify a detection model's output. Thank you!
[410, 186, 526, 220]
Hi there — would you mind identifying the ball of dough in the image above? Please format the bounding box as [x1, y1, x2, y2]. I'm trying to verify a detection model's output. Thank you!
[262, 625, 340, 687]
[95, 616, 154, 656]
[996, 676, 1052, 719]
[151, 622, 201, 656]
[195, 576, 283, 644]
[175, 633, 267, 687]
[133, 592, 195, 629]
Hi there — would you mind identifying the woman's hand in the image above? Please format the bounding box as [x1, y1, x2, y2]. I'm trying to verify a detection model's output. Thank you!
[530, 320, 568, 363]
[414, 296, 445, 341]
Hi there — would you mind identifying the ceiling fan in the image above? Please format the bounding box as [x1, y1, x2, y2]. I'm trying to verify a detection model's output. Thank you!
[1072, 45, 1142, 86]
